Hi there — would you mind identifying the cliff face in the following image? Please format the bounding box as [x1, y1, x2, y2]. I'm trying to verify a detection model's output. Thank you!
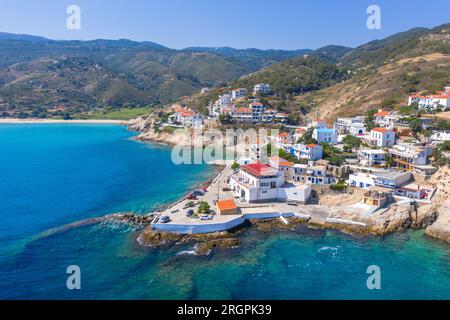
[128, 115, 194, 146]
[425, 166, 450, 243]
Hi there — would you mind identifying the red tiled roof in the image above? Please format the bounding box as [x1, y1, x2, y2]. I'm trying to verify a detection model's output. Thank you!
[279, 161, 295, 167]
[250, 102, 264, 107]
[241, 162, 279, 177]
[217, 199, 238, 211]
[235, 107, 252, 113]
[375, 111, 390, 117]
[278, 132, 289, 137]
[306, 144, 317, 148]
[372, 127, 390, 133]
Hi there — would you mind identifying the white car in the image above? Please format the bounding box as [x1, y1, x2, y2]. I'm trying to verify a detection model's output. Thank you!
[200, 214, 213, 221]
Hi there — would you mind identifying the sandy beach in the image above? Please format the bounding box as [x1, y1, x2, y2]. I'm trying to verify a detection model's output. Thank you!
[0, 118, 127, 124]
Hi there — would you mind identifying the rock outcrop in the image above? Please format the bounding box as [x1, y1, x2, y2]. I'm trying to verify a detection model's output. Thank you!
[425, 166, 450, 243]
[137, 228, 240, 255]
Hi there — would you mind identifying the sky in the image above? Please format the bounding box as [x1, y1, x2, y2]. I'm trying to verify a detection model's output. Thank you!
[0, 0, 449, 50]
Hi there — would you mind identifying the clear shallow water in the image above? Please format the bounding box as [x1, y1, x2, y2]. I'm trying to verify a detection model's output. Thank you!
[0, 124, 449, 300]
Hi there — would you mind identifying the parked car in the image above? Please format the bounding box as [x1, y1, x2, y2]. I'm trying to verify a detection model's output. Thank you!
[222, 187, 231, 192]
[192, 190, 204, 196]
[200, 214, 213, 221]
[186, 194, 197, 200]
[159, 215, 171, 223]
[186, 209, 194, 217]
[287, 201, 298, 206]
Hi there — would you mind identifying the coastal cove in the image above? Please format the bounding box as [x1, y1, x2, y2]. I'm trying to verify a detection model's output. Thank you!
[0, 124, 449, 299]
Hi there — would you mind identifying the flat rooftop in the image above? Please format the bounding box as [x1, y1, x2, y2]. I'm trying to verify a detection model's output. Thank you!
[373, 170, 411, 180]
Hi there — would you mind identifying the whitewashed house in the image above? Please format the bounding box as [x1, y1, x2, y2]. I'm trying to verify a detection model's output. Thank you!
[174, 107, 203, 128]
[369, 128, 396, 147]
[253, 83, 271, 95]
[408, 87, 450, 110]
[232, 88, 247, 100]
[313, 128, 338, 145]
[218, 94, 232, 106]
[349, 123, 366, 136]
[358, 149, 386, 167]
[388, 143, 430, 168]
[286, 163, 334, 185]
[229, 162, 311, 203]
[290, 143, 323, 161]
[348, 172, 377, 189]
[335, 116, 365, 133]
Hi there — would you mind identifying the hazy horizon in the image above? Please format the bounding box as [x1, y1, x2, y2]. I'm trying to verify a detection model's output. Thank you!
[0, 0, 449, 50]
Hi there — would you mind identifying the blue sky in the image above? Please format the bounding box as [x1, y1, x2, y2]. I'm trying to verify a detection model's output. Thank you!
[0, 0, 449, 50]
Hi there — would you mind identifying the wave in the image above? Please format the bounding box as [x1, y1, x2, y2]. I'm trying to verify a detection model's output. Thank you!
[318, 246, 339, 253]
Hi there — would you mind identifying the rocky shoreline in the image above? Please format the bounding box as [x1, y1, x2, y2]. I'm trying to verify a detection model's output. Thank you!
[103, 166, 450, 255]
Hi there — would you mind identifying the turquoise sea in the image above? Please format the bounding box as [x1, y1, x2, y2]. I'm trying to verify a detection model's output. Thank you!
[0, 124, 449, 300]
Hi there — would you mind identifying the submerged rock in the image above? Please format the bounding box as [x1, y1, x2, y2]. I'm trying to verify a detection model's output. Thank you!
[137, 228, 240, 254]
[195, 238, 240, 255]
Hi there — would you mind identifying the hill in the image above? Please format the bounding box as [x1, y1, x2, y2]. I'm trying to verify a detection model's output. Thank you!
[230, 55, 348, 97]
[183, 47, 313, 70]
[0, 36, 308, 117]
[297, 24, 450, 120]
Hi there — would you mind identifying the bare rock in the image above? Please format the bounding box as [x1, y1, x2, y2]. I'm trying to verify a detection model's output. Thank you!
[195, 238, 240, 255]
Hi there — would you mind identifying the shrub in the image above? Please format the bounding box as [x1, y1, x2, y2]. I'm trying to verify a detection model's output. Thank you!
[198, 201, 210, 214]
[330, 183, 347, 192]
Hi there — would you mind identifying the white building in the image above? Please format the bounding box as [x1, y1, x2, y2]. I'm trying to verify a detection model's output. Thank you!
[373, 110, 398, 129]
[349, 123, 366, 136]
[348, 172, 377, 189]
[358, 149, 386, 167]
[230, 162, 311, 203]
[230, 163, 284, 202]
[287, 163, 334, 185]
[369, 128, 396, 147]
[313, 128, 338, 145]
[253, 83, 271, 95]
[218, 94, 232, 106]
[290, 143, 323, 161]
[174, 107, 203, 128]
[408, 87, 450, 110]
[232, 107, 253, 123]
[373, 171, 412, 189]
[395, 183, 435, 200]
[335, 116, 365, 133]
[275, 132, 295, 147]
[388, 143, 430, 168]
[247, 138, 269, 161]
[430, 130, 450, 142]
[232, 88, 247, 100]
